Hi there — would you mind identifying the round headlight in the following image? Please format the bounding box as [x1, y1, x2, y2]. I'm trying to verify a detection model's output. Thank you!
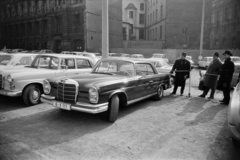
[6, 75, 14, 83]
[43, 79, 51, 94]
[89, 87, 99, 103]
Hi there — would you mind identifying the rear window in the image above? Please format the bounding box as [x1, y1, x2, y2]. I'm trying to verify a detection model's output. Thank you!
[0, 55, 12, 65]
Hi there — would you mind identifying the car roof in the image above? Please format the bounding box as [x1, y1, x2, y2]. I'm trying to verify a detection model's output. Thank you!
[37, 53, 91, 60]
[6, 53, 37, 56]
[100, 58, 155, 64]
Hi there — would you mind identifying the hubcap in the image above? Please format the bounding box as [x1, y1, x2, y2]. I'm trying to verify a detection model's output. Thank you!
[158, 87, 162, 97]
[32, 90, 39, 100]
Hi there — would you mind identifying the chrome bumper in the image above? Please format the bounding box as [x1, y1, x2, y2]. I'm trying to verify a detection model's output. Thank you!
[229, 124, 240, 141]
[41, 94, 108, 114]
[0, 89, 22, 97]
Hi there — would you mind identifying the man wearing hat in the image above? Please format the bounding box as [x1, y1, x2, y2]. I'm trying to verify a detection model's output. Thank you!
[170, 52, 191, 95]
[199, 52, 222, 99]
[218, 50, 235, 105]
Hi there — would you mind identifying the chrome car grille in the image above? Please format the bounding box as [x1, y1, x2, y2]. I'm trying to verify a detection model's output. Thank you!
[0, 74, 3, 89]
[57, 79, 79, 104]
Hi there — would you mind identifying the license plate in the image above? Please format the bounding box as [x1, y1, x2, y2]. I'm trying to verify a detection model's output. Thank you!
[53, 101, 71, 110]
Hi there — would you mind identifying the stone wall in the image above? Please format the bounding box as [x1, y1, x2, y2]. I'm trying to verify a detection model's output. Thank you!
[111, 48, 240, 64]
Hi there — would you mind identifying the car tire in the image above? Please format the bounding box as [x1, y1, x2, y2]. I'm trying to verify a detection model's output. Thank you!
[107, 94, 119, 123]
[232, 137, 240, 147]
[23, 84, 42, 106]
[153, 85, 164, 101]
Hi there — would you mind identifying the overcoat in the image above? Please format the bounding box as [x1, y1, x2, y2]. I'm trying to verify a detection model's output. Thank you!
[171, 59, 191, 86]
[218, 58, 235, 85]
[204, 58, 222, 88]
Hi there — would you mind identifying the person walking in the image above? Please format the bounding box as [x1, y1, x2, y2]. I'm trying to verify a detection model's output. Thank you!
[218, 50, 235, 105]
[198, 52, 222, 99]
[170, 52, 191, 95]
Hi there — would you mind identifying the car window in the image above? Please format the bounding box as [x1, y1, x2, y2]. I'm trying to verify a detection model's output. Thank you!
[50, 58, 59, 69]
[155, 61, 163, 67]
[61, 59, 75, 69]
[0, 55, 12, 65]
[136, 63, 154, 76]
[232, 58, 240, 62]
[32, 56, 59, 69]
[76, 59, 92, 68]
[17, 57, 33, 65]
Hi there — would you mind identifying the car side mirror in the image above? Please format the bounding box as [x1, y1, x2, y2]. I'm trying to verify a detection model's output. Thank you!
[140, 72, 147, 78]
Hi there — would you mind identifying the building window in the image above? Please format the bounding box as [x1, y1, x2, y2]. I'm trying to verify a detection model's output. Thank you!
[139, 14, 144, 24]
[153, 11, 155, 23]
[155, 28, 157, 40]
[148, 15, 149, 26]
[56, 16, 62, 32]
[232, 37, 236, 45]
[160, 25, 162, 39]
[43, 20, 48, 34]
[156, 9, 158, 21]
[139, 29, 144, 40]
[122, 28, 127, 40]
[140, 3, 144, 11]
[27, 2, 31, 14]
[129, 11, 133, 18]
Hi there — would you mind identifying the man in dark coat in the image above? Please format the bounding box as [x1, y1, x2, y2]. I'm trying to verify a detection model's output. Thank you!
[218, 50, 235, 105]
[170, 52, 191, 95]
[199, 52, 222, 99]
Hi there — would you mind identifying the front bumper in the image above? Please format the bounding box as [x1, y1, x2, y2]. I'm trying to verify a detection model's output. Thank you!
[0, 89, 22, 97]
[41, 94, 108, 114]
[229, 124, 240, 141]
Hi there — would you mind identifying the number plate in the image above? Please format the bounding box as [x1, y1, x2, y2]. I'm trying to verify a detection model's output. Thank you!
[53, 101, 71, 110]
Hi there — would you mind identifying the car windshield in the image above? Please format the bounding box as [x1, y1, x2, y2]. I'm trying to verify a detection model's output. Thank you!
[232, 57, 240, 63]
[0, 55, 12, 65]
[153, 60, 169, 67]
[30, 56, 59, 69]
[93, 61, 134, 77]
[83, 54, 94, 57]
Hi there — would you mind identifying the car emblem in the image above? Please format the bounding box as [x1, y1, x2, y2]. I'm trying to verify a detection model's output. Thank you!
[60, 78, 67, 83]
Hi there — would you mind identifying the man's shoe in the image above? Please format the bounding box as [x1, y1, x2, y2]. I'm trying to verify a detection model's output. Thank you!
[219, 99, 225, 103]
[207, 97, 214, 100]
[171, 92, 176, 95]
[221, 101, 229, 105]
[198, 95, 205, 98]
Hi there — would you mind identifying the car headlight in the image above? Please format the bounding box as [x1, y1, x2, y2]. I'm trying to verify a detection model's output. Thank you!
[6, 75, 14, 83]
[89, 86, 99, 103]
[43, 79, 51, 94]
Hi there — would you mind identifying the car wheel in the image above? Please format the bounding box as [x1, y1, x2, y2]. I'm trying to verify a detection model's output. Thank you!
[198, 64, 201, 69]
[23, 84, 42, 106]
[153, 85, 164, 101]
[107, 94, 119, 123]
[205, 66, 208, 70]
[232, 137, 240, 147]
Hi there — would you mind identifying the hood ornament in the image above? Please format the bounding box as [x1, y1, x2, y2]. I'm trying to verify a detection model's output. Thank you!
[60, 78, 68, 83]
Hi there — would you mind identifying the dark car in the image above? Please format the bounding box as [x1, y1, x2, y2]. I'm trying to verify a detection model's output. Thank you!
[41, 58, 172, 122]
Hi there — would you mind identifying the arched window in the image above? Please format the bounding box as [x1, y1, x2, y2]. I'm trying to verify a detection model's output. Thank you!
[215, 38, 218, 46]
[232, 37, 236, 45]
[140, 3, 144, 11]
[129, 11, 133, 18]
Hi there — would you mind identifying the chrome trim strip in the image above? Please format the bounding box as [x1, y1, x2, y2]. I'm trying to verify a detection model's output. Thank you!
[0, 90, 22, 97]
[41, 94, 55, 100]
[127, 92, 157, 105]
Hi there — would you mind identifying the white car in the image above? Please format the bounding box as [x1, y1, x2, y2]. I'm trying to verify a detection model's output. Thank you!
[0, 53, 37, 71]
[186, 56, 194, 65]
[131, 54, 144, 59]
[81, 52, 100, 65]
[0, 54, 94, 106]
[151, 53, 169, 63]
[39, 49, 54, 53]
[228, 82, 240, 146]
[198, 57, 213, 69]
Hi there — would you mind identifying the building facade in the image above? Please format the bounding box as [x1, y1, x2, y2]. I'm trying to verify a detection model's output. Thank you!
[0, 0, 123, 53]
[211, 0, 240, 49]
[145, 0, 212, 49]
[122, 0, 145, 41]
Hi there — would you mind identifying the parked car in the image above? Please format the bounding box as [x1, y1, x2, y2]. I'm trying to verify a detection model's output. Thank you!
[11, 49, 24, 53]
[0, 52, 8, 56]
[131, 54, 144, 59]
[0, 54, 93, 106]
[120, 53, 131, 58]
[228, 82, 240, 146]
[31, 50, 40, 53]
[39, 49, 54, 53]
[199, 60, 240, 88]
[186, 56, 194, 65]
[81, 52, 100, 65]
[109, 53, 122, 57]
[0, 53, 36, 70]
[60, 51, 72, 54]
[198, 57, 213, 69]
[151, 53, 169, 63]
[41, 58, 172, 122]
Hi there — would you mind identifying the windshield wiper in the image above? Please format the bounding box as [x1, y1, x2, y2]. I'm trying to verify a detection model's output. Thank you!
[92, 72, 114, 75]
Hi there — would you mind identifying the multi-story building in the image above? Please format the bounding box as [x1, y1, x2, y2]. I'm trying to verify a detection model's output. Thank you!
[211, 0, 240, 49]
[145, 0, 212, 49]
[122, 0, 145, 41]
[0, 0, 123, 53]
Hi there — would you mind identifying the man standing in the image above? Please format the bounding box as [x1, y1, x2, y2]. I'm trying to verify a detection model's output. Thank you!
[198, 52, 222, 99]
[170, 52, 191, 95]
[218, 50, 235, 105]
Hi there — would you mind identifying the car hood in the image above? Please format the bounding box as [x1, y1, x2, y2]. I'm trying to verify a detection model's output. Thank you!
[0, 65, 25, 71]
[50, 73, 130, 92]
[156, 66, 172, 74]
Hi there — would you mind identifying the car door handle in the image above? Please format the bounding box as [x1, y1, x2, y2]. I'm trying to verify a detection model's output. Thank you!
[74, 73, 79, 75]
[149, 80, 153, 83]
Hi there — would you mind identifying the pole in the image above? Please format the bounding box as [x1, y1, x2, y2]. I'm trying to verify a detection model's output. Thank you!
[188, 70, 191, 97]
[199, 0, 205, 61]
[102, 0, 109, 59]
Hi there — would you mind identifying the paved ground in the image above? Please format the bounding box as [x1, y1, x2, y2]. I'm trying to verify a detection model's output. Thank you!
[0, 69, 240, 160]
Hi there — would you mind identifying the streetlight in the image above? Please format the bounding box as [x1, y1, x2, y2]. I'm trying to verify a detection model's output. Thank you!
[199, 0, 205, 61]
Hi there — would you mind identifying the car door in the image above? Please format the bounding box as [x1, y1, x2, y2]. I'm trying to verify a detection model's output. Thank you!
[75, 59, 93, 75]
[15, 56, 34, 66]
[135, 63, 159, 99]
